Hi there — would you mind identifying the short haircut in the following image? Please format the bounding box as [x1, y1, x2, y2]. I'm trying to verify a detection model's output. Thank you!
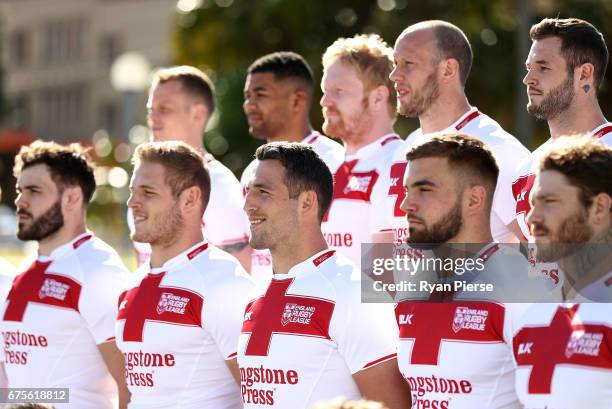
[255, 142, 333, 222]
[151, 65, 216, 114]
[322, 34, 397, 117]
[13, 140, 97, 204]
[408, 20, 473, 86]
[530, 18, 609, 88]
[133, 141, 211, 213]
[539, 136, 612, 209]
[247, 51, 314, 93]
[406, 133, 499, 209]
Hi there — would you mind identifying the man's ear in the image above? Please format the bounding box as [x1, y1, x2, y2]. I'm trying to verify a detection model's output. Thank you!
[440, 58, 460, 85]
[62, 186, 84, 213]
[298, 190, 319, 218]
[590, 192, 611, 226]
[370, 85, 390, 113]
[292, 89, 310, 112]
[180, 186, 203, 216]
[464, 184, 487, 215]
[192, 103, 209, 127]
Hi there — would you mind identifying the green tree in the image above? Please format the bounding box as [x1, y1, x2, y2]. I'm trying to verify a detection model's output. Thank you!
[174, 0, 612, 176]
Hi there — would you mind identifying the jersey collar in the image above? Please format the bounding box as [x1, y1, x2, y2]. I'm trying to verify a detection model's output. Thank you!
[273, 248, 337, 279]
[345, 132, 399, 161]
[148, 240, 210, 275]
[300, 130, 321, 144]
[39, 231, 93, 262]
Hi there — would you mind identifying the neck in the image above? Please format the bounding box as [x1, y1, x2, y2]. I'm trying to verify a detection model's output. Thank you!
[558, 227, 612, 298]
[270, 229, 328, 274]
[446, 219, 493, 246]
[268, 121, 313, 143]
[150, 227, 204, 268]
[344, 121, 395, 156]
[419, 92, 471, 134]
[181, 132, 207, 154]
[38, 221, 87, 257]
[548, 99, 607, 139]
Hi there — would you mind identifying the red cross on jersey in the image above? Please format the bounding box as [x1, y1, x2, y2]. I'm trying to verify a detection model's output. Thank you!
[0, 232, 128, 409]
[395, 243, 531, 409]
[237, 249, 397, 408]
[115, 241, 254, 409]
[513, 303, 612, 408]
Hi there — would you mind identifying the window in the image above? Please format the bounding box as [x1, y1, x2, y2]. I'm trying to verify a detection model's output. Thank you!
[41, 18, 85, 63]
[99, 34, 122, 68]
[10, 30, 30, 66]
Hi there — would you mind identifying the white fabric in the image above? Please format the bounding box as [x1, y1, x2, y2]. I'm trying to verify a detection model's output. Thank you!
[380, 107, 530, 244]
[396, 244, 533, 409]
[0, 257, 16, 303]
[0, 233, 128, 409]
[513, 302, 612, 408]
[321, 134, 403, 267]
[237, 250, 397, 408]
[116, 241, 254, 409]
[129, 156, 250, 266]
[511, 124, 612, 288]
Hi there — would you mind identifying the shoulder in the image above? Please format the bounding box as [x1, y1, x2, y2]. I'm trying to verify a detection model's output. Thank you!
[72, 238, 128, 291]
[207, 159, 242, 187]
[467, 112, 529, 154]
[191, 245, 254, 291]
[313, 253, 361, 301]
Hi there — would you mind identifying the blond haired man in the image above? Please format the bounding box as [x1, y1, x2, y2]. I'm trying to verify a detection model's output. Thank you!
[128, 66, 251, 271]
[320, 34, 403, 267]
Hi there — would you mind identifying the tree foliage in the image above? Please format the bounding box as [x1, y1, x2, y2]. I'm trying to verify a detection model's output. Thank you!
[174, 0, 612, 175]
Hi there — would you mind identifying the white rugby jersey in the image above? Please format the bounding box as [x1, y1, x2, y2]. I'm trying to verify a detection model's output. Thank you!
[511, 123, 612, 287]
[396, 244, 532, 409]
[116, 241, 254, 409]
[0, 257, 16, 302]
[240, 131, 344, 284]
[321, 133, 402, 267]
[0, 232, 128, 409]
[512, 122, 612, 242]
[130, 154, 250, 266]
[513, 302, 612, 408]
[379, 108, 530, 245]
[237, 249, 397, 408]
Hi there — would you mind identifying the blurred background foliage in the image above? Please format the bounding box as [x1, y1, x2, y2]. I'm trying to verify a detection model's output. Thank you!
[1, 0, 611, 268]
[174, 0, 612, 173]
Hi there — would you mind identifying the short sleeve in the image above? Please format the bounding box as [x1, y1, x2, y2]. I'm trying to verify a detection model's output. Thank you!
[205, 265, 255, 359]
[491, 142, 530, 226]
[331, 284, 397, 373]
[79, 255, 128, 344]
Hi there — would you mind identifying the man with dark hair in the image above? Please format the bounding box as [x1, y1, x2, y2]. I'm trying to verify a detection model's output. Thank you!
[0, 141, 129, 409]
[129, 65, 251, 271]
[118, 141, 253, 408]
[514, 17, 611, 243]
[242, 52, 343, 282]
[513, 137, 611, 408]
[387, 20, 529, 245]
[239, 142, 410, 409]
[396, 133, 531, 408]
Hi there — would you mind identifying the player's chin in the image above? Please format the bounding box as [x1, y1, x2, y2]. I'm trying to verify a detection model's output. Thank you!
[131, 231, 152, 244]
